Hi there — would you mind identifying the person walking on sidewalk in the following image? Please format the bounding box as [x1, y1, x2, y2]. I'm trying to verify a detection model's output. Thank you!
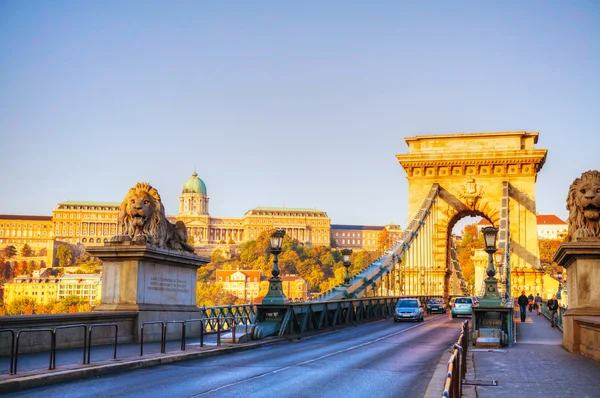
[528, 293, 534, 312]
[518, 290, 529, 322]
[534, 293, 543, 315]
[547, 294, 559, 327]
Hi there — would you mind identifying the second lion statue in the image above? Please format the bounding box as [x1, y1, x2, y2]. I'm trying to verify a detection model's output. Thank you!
[111, 182, 195, 253]
[565, 170, 600, 242]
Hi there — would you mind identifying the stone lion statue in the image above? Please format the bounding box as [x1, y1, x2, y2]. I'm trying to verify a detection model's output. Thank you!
[565, 170, 600, 242]
[111, 182, 195, 253]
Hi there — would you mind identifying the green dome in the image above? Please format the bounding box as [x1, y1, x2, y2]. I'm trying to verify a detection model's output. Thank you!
[182, 171, 207, 195]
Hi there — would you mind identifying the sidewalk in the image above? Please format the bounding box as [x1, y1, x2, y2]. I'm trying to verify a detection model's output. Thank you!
[464, 309, 600, 397]
[0, 335, 277, 393]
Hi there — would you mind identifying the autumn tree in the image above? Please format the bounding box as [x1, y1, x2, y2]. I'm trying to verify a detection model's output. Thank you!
[56, 245, 73, 267]
[76, 257, 102, 274]
[377, 228, 394, 255]
[3, 245, 17, 259]
[5, 297, 38, 315]
[20, 243, 34, 257]
[455, 224, 484, 292]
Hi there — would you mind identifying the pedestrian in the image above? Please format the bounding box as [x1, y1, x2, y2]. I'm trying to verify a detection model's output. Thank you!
[534, 293, 543, 315]
[547, 294, 559, 327]
[517, 290, 529, 322]
[528, 293, 534, 312]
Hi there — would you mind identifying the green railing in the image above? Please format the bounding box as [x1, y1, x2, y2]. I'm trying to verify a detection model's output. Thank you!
[539, 302, 567, 330]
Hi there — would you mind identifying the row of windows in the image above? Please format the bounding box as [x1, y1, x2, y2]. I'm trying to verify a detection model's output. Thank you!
[0, 224, 49, 229]
[60, 205, 117, 211]
[338, 239, 374, 245]
[0, 230, 49, 237]
[55, 213, 117, 220]
[251, 212, 326, 217]
[0, 238, 52, 245]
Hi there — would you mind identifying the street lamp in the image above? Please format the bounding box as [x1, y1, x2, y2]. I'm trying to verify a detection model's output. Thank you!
[482, 226, 498, 275]
[341, 248, 352, 286]
[556, 270, 563, 300]
[480, 226, 501, 305]
[261, 229, 289, 305]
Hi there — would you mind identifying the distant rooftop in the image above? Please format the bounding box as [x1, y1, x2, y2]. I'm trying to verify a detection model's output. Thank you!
[246, 206, 327, 214]
[57, 200, 121, 207]
[478, 214, 565, 225]
[331, 224, 386, 231]
[0, 214, 52, 221]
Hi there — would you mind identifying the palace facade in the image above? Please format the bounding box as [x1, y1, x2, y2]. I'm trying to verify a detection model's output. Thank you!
[178, 172, 331, 246]
[1, 172, 405, 258]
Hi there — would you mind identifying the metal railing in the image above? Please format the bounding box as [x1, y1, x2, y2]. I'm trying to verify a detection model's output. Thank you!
[276, 297, 398, 339]
[87, 324, 118, 364]
[0, 329, 15, 375]
[540, 302, 567, 330]
[442, 320, 469, 398]
[1, 305, 257, 375]
[53, 324, 87, 368]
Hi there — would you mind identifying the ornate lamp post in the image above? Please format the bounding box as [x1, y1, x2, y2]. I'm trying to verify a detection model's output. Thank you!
[556, 270, 563, 300]
[261, 229, 289, 305]
[494, 251, 504, 295]
[341, 248, 352, 286]
[480, 226, 501, 306]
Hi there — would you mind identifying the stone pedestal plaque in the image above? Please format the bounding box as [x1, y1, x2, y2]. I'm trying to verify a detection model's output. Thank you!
[88, 244, 208, 312]
[87, 244, 209, 341]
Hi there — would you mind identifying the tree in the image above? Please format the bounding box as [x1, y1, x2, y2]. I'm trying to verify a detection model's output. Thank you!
[20, 243, 34, 257]
[377, 229, 392, 255]
[76, 257, 102, 274]
[5, 297, 37, 315]
[15, 260, 28, 276]
[3, 245, 17, 259]
[56, 245, 73, 267]
[39, 247, 47, 256]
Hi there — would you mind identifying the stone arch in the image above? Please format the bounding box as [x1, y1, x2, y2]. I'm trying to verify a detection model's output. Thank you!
[398, 132, 548, 298]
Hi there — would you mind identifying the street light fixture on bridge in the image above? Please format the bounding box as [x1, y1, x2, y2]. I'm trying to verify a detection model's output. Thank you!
[341, 248, 352, 286]
[262, 229, 289, 305]
[480, 226, 502, 306]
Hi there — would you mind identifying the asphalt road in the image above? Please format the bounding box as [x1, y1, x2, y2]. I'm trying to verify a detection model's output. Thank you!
[6, 313, 464, 398]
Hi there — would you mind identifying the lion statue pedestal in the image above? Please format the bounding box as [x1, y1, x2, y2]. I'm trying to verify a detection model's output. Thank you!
[553, 170, 600, 362]
[88, 182, 210, 342]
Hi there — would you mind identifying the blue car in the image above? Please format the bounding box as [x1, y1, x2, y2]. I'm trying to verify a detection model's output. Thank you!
[394, 298, 425, 322]
[451, 296, 474, 318]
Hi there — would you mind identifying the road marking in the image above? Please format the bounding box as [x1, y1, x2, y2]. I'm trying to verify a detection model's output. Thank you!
[189, 316, 450, 397]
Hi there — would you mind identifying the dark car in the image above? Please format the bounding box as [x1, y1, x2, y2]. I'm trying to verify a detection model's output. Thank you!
[426, 298, 446, 314]
[394, 298, 424, 322]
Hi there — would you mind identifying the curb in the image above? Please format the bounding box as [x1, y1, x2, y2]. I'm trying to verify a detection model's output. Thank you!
[424, 344, 453, 398]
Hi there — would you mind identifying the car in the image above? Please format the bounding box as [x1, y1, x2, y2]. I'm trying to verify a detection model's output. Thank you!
[426, 298, 446, 314]
[451, 296, 474, 318]
[394, 298, 425, 322]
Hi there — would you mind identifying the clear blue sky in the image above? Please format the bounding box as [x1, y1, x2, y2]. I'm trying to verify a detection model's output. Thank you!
[1, 1, 598, 228]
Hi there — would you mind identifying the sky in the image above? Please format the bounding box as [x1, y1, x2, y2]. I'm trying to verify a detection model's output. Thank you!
[0, 1, 598, 230]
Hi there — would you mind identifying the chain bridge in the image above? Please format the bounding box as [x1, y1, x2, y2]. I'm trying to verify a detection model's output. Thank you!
[319, 131, 548, 303]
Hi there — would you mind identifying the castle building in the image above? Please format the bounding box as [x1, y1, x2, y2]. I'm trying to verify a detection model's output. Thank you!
[0, 215, 55, 265]
[330, 223, 403, 251]
[52, 201, 120, 245]
[0, 172, 387, 258]
[176, 171, 331, 246]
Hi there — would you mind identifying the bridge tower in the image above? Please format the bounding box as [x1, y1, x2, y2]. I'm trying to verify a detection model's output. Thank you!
[396, 132, 548, 299]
